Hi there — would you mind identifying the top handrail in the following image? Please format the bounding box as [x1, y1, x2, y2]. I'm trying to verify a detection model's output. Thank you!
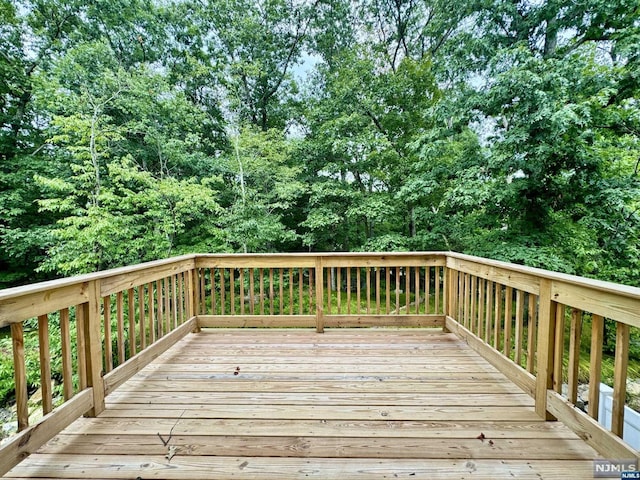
[0, 254, 197, 301]
[447, 252, 640, 300]
[3, 251, 638, 303]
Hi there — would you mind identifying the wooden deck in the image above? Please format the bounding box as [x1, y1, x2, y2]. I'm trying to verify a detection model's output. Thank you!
[4, 328, 599, 479]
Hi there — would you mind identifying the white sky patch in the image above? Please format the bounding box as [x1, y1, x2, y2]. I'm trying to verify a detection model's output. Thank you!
[292, 51, 322, 82]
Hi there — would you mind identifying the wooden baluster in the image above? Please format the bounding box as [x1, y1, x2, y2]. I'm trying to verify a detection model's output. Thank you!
[60, 308, 73, 400]
[315, 259, 324, 333]
[230, 269, 236, 315]
[155, 281, 163, 338]
[357, 268, 361, 314]
[514, 290, 524, 365]
[450, 269, 459, 321]
[366, 267, 371, 314]
[37, 314, 52, 415]
[326, 267, 332, 315]
[309, 268, 314, 314]
[376, 267, 381, 314]
[221, 269, 227, 315]
[172, 275, 178, 329]
[442, 267, 448, 319]
[103, 296, 113, 372]
[553, 303, 565, 393]
[470, 276, 477, 333]
[405, 267, 410, 314]
[164, 279, 171, 334]
[347, 267, 352, 315]
[249, 268, 255, 315]
[188, 270, 198, 326]
[435, 266, 441, 314]
[395, 267, 400, 315]
[463, 273, 470, 328]
[336, 267, 342, 314]
[148, 283, 156, 344]
[457, 271, 463, 320]
[239, 268, 245, 315]
[199, 269, 206, 314]
[268, 268, 274, 315]
[279, 269, 284, 314]
[478, 279, 485, 339]
[38, 319, 55, 415]
[76, 305, 87, 389]
[567, 308, 583, 404]
[128, 288, 136, 356]
[138, 285, 145, 351]
[588, 315, 604, 420]
[612, 321, 630, 437]
[414, 267, 420, 314]
[183, 270, 190, 321]
[485, 282, 493, 344]
[178, 273, 185, 324]
[526, 294, 537, 373]
[494, 285, 502, 350]
[214, 268, 218, 316]
[11, 323, 28, 431]
[503, 287, 513, 358]
[385, 267, 391, 314]
[260, 269, 265, 315]
[425, 266, 430, 314]
[299, 268, 304, 315]
[116, 291, 126, 363]
[289, 268, 294, 315]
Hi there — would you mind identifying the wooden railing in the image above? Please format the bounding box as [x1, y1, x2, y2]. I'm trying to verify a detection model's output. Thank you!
[445, 253, 640, 460]
[0, 255, 198, 475]
[0, 251, 638, 475]
[194, 253, 446, 330]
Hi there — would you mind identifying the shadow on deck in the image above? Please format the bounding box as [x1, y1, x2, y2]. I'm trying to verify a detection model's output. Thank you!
[5, 328, 598, 480]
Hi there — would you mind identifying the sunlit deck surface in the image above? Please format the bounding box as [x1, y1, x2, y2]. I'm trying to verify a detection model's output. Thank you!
[5, 328, 599, 479]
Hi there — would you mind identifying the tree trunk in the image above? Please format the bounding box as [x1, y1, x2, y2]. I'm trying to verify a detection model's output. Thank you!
[543, 16, 558, 58]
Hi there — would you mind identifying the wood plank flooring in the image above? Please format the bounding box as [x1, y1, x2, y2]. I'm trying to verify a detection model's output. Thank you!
[4, 328, 599, 479]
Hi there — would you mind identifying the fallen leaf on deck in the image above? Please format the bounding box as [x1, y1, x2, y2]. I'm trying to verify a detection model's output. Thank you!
[166, 445, 178, 462]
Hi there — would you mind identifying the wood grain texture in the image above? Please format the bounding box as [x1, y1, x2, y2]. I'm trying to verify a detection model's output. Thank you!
[5, 456, 597, 480]
[3, 328, 600, 480]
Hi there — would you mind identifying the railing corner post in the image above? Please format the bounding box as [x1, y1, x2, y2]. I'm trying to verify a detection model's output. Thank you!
[315, 257, 324, 333]
[535, 278, 557, 420]
[86, 279, 105, 417]
[188, 267, 201, 332]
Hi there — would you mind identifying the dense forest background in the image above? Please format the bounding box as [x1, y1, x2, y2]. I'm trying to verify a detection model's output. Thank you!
[1, 0, 639, 288]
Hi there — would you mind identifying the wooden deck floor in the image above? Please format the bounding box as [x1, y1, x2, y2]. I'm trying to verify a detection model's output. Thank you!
[4, 328, 599, 479]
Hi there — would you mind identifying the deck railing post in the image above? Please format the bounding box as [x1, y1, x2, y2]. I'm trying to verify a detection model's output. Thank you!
[85, 279, 105, 417]
[188, 268, 201, 331]
[447, 267, 459, 322]
[443, 266, 452, 332]
[193, 268, 201, 316]
[315, 257, 324, 333]
[535, 278, 557, 420]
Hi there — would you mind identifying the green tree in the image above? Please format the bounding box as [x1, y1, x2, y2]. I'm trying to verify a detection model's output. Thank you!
[220, 127, 304, 252]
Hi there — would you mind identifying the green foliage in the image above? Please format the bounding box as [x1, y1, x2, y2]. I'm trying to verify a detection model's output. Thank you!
[0, 0, 637, 362]
[220, 127, 304, 252]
